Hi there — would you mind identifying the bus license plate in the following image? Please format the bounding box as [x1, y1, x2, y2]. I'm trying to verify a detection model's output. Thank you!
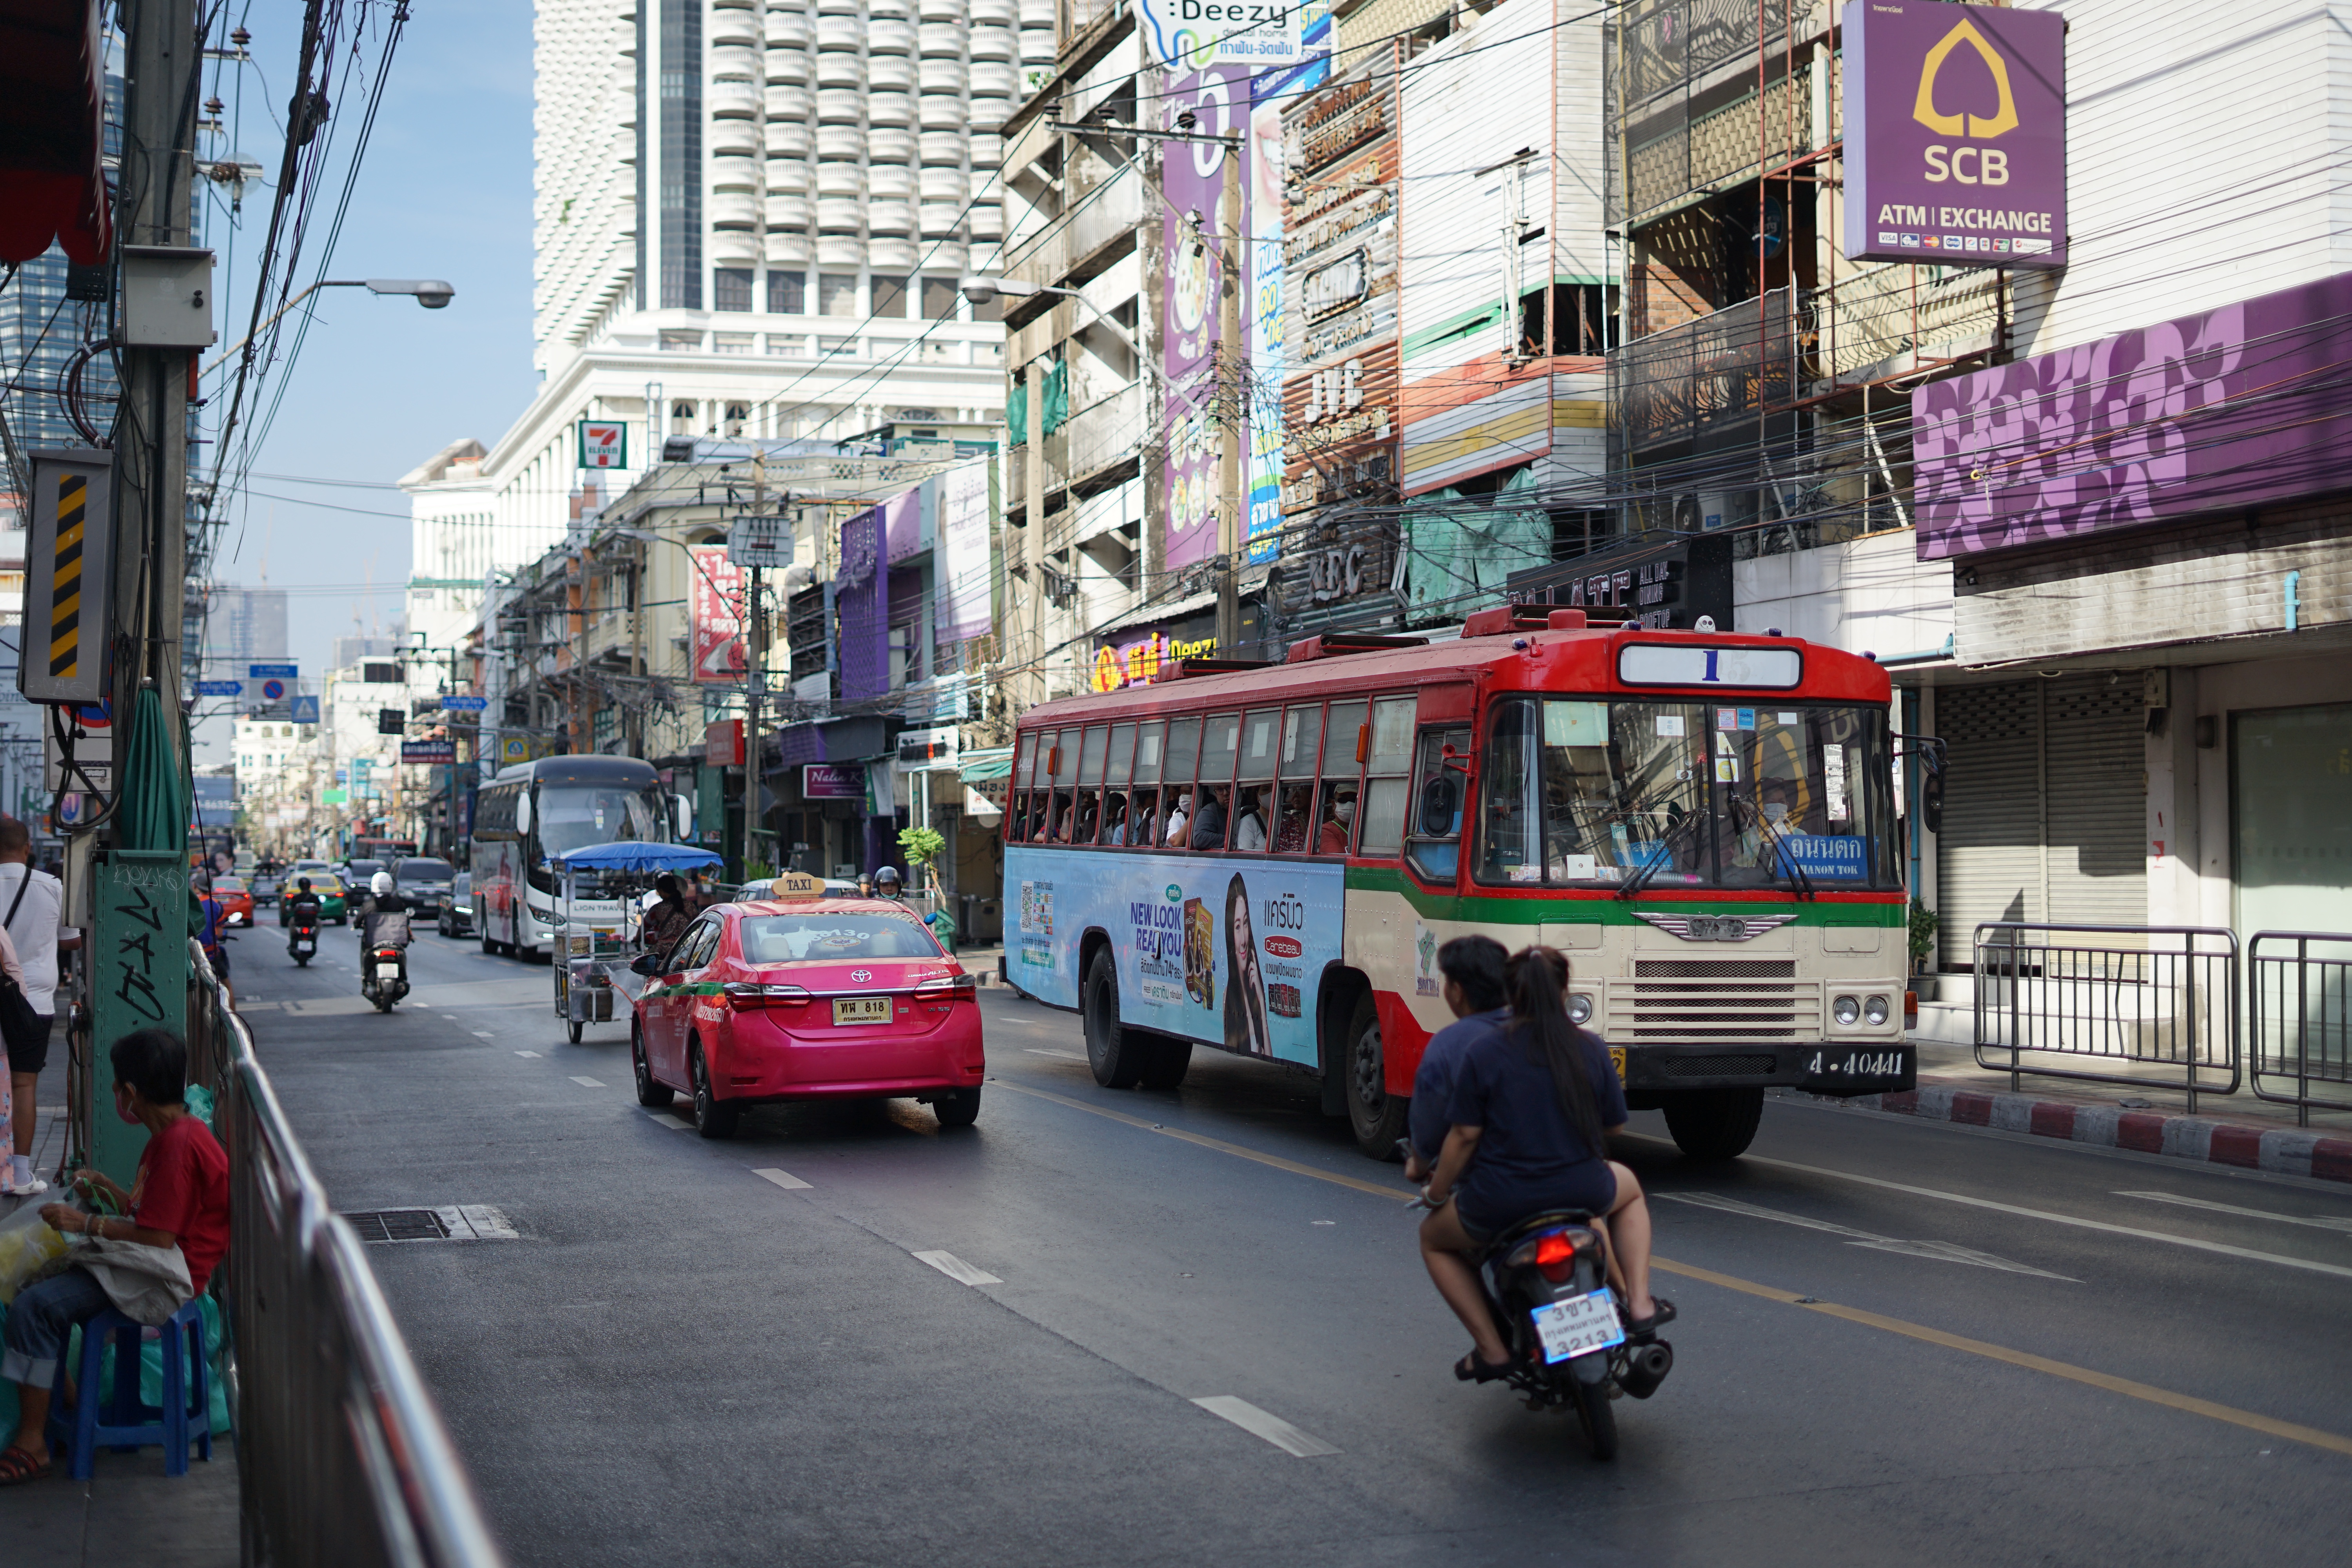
[1532, 1288, 1625, 1363]
[833, 997, 892, 1025]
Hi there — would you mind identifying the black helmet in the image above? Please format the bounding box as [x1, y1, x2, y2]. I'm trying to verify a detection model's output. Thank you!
[875, 866, 902, 887]
[298, 877, 312, 891]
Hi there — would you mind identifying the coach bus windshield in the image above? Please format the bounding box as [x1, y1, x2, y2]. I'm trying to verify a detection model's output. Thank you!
[535, 783, 667, 863]
[1475, 696, 1898, 891]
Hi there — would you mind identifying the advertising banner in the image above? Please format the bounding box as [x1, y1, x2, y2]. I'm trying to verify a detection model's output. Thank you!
[938, 457, 993, 641]
[1243, 51, 1327, 567]
[400, 740, 457, 764]
[1005, 846, 1341, 1065]
[1843, 2, 2068, 270]
[1086, 618, 1218, 692]
[1161, 65, 1251, 572]
[688, 544, 747, 683]
[1914, 270, 2352, 559]
[1136, 0, 1303, 69]
[802, 763, 863, 800]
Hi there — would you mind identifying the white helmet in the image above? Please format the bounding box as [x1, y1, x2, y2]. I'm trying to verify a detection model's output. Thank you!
[370, 872, 394, 896]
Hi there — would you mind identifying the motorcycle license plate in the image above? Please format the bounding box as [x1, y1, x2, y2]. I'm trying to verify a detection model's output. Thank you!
[833, 997, 892, 1025]
[1531, 1288, 1625, 1363]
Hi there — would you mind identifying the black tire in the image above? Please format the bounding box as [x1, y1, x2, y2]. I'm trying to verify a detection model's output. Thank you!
[375, 996, 394, 1013]
[481, 930, 497, 955]
[1139, 1035, 1192, 1091]
[691, 1042, 740, 1139]
[567, 1020, 584, 1045]
[1341, 987, 1410, 1159]
[1661, 1087, 1766, 1160]
[632, 1023, 673, 1108]
[1081, 947, 1149, 1089]
[1571, 1371, 1619, 1461]
[933, 1087, 982, 1129]
[294, 956, 309, 968]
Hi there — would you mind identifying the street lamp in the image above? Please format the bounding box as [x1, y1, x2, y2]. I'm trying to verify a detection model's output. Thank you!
[960, 276, 1140, 359]
[202, 276, 456, 375]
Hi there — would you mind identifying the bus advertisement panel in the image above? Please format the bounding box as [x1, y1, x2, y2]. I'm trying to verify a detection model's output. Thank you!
[1009, 846, 1341, 1067]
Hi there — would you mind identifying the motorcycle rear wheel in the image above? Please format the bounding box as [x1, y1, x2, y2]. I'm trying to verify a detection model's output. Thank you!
[294, 955, 309, 967]
[1570, 1371, 1619, 1461]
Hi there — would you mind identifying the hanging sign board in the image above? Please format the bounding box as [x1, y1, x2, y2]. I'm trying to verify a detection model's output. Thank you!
[727, 516, 792, 569]
[1842, 2, 2069, 270]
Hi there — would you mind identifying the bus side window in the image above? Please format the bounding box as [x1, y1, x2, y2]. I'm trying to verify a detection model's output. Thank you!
[1004, 736, 1029, 841]
[1050, 727, 1081, 843]
[1356, 697, 1417, 857]
[1103, 722, 1136, 845]
[1160, 717, 1202, 849]
[1194, 713, 1241, 851]
[1315, 700, 1365, 855]
[1077, 725, 1109, 844]
[1276, 702, 1323, 852]
[1406, 727, 1472, 884]
[1131, 719, 1165, 848]
[1234, 708, 1279, 852]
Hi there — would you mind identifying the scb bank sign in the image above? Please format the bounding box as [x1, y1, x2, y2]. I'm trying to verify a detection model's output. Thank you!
[1842, 2, 2067, 270]
[1138, 0, 1303, 67]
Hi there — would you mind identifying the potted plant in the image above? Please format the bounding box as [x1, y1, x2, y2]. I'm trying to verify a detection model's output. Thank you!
[1908, 899, 1940, 1002]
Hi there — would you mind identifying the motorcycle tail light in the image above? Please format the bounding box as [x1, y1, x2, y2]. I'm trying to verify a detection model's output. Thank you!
[912, 973, 977, 1000]
[1534, 1231, 1576, 1284]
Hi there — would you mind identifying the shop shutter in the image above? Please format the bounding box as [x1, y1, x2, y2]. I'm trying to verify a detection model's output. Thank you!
[2042, 673, 2147, 927]
[1935, 675, 2148, 967]
[1936, 681, 2045, 957]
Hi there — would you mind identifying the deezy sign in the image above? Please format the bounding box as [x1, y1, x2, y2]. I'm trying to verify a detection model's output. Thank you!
[1137, 0, 1302, 67]
[1842, 2, 2067, 269]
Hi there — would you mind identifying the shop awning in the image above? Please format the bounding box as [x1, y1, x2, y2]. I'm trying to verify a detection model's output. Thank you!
[958, 748, 1014, 783]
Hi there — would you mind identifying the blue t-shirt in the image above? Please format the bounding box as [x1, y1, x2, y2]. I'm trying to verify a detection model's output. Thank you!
[1441, 1022, 1629, 1233]
[198, 896, 224, 953]
[1408, 1006, 1510, 1165]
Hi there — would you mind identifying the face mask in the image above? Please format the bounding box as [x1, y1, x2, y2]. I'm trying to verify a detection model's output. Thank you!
[1336, 801, 1356, 824]
[113, 1085, 140, 1125]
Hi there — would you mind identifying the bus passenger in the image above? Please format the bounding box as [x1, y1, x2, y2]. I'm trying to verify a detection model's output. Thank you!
[1074, 795, 1100, 844]
[1317, 785, 1357, 854]
[1416, 946, 1671, 1381]
[1232, 788, 1269, 851]
[1129, 789, 1158, 846]
[1189, 786, 1229, 850]
[1273, 785, 1312, 851]
[1103, 795, 1129, 845]
[1163, 792, 1192, 846]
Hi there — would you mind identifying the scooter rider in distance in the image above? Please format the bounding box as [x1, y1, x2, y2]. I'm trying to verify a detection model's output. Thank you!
[286, 878, 323, 966]
[357, 871, 414, 1010]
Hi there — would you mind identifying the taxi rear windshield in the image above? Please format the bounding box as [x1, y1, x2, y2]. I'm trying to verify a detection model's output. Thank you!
[740, 913, 943, 962]
[1476, 695, 1898, 890]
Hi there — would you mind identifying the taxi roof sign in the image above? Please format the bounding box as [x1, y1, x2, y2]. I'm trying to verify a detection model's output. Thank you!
[770, 870, 825, 900]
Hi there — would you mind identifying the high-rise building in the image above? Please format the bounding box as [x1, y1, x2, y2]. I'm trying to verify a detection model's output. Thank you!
[406, 0, 1021, 574]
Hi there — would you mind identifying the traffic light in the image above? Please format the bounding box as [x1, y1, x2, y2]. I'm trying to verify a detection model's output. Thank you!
[376, 707, 406, 736]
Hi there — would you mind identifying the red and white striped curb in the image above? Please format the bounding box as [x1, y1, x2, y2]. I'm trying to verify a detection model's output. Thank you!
[1798, 1085, 2352, 1185]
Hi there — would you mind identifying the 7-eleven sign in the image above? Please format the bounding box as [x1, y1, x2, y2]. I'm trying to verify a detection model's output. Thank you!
[576, 419, 627, 469]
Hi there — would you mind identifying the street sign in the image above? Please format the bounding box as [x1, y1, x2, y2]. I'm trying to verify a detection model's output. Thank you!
[577, 419, 628, 469]
[442, 694, 488, 712]
[323, 787, 348, 804]
[401, 740, 457, 764]
[248, 662, 298, 679]
[290, 695, 319, 724]
[727, 515, 792, 569]
[260, 678, 287, 702]
[501, 737, 530, 763]
[194, 679, 241, 697]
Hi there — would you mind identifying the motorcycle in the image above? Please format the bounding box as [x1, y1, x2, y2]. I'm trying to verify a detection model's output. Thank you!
[359, 907, 413, 1013]
[1463, 1210, 1674, 1460]
[287, 917, 318, 967]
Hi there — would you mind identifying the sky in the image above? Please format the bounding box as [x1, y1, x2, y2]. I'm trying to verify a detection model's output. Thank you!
[193, 1, 539, 762]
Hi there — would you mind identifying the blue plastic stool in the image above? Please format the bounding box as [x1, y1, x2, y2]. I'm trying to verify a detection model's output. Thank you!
[46, 1298, 212, 1479]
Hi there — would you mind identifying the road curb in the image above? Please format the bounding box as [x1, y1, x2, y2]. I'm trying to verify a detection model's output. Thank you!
[1792, 1085, 2352, 1185]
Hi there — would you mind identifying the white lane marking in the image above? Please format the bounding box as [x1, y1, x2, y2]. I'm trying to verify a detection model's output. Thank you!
[443, 1014, 460, 1021]
[911, 1249, 1002, 1286]
[1024, 1048, 1087, 1062]
[1657, 1192, 2077, 1281]
[2117, 1190, 2352, 1235]
[569, 1076, 606, 1089]
[472, 1030, 496, 1039]
[514, 1050, 542, 1059]
[1641, 1137, 2352, 1283]
[649, 1112, 693, 1131]
[1191, 1397, 1341, 1458]
[754, 1168, 813, 1190]
[1312, 1220, 1336, 1226]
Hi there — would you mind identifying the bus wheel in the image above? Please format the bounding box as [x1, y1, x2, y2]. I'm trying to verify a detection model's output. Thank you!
[1082, 947, 1148, 1089]
[1661, 1088, 1765, 1160]
[1344, 989, 1409, 1159]
[1140, 1036, 1191, 1091]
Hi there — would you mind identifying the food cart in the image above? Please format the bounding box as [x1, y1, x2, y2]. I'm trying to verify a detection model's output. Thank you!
[550, 840, 724, 1043]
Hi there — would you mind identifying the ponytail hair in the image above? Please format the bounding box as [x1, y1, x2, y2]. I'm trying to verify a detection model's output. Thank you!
[1505, 945, 1603, 1154]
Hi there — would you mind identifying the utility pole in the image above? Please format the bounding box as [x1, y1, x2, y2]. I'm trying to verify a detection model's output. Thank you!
[1215, 134, 1245, 656]
[87, 0, 201, 1183]
[745, 449, 765, 869]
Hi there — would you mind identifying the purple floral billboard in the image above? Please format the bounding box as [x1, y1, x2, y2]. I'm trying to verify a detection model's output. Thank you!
[1913, 270, 2352, 559]
[1842, 2, 2067, 270]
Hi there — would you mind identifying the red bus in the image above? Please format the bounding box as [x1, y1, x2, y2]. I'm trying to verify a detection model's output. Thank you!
[1000, 605, 1913, 1161]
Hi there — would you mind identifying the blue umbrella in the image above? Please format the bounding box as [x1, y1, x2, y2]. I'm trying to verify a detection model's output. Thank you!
[552, 841, 725, 875]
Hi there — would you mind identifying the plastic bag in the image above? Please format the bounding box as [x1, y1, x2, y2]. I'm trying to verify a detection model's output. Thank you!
[0, 1202, 67, 1305]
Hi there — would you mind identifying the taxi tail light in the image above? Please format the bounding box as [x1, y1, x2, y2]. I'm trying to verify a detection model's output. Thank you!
[912, 974, 978, 1000]
[724, 982, 812, 1010]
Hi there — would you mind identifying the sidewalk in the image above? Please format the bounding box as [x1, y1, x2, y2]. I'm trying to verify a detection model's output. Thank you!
[1791, 1005, 2352, 1185]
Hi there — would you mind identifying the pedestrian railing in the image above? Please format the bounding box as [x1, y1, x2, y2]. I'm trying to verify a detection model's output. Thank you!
[1973, 923, 2241, 1112]
[190, 956, 505, 1566]
[2249, 931, 2352, 1126]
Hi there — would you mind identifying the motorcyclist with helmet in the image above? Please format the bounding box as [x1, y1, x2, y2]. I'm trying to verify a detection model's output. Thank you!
[285, 877, 324, 966]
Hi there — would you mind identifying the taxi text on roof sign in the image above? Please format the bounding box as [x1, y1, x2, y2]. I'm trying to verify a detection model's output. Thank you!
[771, 871, 825, 900]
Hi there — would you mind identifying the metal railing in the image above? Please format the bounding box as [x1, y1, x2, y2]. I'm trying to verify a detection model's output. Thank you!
[2249, 931, 2352, 1125]
[189, 952, 506, 1567]
[1973, 923, 2240, 1112]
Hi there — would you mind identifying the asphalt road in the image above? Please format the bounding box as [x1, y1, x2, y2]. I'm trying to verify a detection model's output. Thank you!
[236, 924, 2352, 1567]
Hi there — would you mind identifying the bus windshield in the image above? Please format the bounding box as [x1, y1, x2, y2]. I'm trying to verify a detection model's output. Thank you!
[536, 784, 665, 862]
[1476, 695, 1896, 890]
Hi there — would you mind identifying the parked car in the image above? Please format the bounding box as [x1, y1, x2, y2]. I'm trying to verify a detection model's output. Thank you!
[438, 872, 476, 937]
[211, 877, 255, 927]
[393, 856, 458, 923]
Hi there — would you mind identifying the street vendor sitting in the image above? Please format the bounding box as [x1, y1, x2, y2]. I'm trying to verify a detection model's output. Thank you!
[640, 874, 691, 960]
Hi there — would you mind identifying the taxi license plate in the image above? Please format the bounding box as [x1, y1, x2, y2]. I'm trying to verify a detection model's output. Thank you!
[832, 996, 893, 1025]
[1530, 1288, 1625, 1364]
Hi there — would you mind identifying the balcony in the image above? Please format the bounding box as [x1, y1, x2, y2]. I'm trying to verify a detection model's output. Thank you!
[919, 58, 967, 93]
[765, 193, 813, 229]
[710, 44, 763, 80]
[709, 118, 761, 158]
[1005, 157, 1141, 283]
[818, 197, 867, 233]
[969, 60, 1020, 97]
[919, 94, 967, 130]
[919, 22, 969, 55]
[918, 131, 967, 165]
[708, 80, 761, 118]
[815, 162, 867, 197]
[922, 0, 969, 20]
[764, 119, 810, 156]
[870, 164, 914, 198]
[708, 9, 760, 48]
[968, 24, 1015, 61]
[764, 46, 810, 83]
[919, 201, 966, 237]
[919, 166, 969, 202]
[870, 93, 916, 127]
[765, 10, 811, 47]
[1813, 264, 2005, 385]
[870, 55, 915, 91]
[816, 16, 863, 49]
[814, 53, 865, 88]
[711, 191, 763, 230]
[765, 85, 813, 120]
[710, 152, 762, 193]
[1623, 56, 1835, 231]
[816, 126, 866, 159]
[1062, 380, 1143, 486]
[870, 201, 917, 236]
[1612, 287, 1798, 456]
[816, 90, 866, 125]
[871, 128, 918, 162]
[870, 19, 918, 53]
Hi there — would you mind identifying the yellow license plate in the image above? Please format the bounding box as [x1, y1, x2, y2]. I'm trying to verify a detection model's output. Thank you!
[833, 996, 893, 1025]
[1609, 1047, 1626, 1084]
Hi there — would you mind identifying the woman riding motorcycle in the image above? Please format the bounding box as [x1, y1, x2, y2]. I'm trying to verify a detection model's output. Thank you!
[1417, 945, 1672, 1382]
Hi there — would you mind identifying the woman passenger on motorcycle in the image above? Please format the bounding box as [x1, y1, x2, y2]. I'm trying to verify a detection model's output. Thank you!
[1418, 945, 1671, 1381]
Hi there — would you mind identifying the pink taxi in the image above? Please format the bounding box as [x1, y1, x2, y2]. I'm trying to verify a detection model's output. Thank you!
[628, 896, 984, 1139]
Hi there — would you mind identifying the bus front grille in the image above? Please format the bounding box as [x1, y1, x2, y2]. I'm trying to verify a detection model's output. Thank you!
[1610, 960, 1818, 1045]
